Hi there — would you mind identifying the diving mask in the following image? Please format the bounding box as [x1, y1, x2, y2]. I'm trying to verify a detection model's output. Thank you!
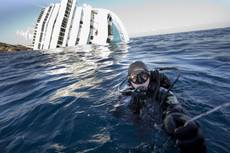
[128, 69, 150, 84]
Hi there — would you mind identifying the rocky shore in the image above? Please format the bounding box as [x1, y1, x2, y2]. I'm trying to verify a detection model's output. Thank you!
[0, 42, 32, 52]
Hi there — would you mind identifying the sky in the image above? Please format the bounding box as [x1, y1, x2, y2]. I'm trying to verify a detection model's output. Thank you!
[0, 0, 230, 45]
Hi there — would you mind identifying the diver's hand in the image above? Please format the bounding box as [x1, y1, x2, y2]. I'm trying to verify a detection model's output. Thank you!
[174, 116, 207, 153]
[164, 113, 206, 153]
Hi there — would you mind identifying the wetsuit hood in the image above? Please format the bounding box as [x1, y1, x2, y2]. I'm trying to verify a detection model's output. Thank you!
[128, 61, 149, 76]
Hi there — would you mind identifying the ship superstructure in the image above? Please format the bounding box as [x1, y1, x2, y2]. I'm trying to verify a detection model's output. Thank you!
[32, 0, 129, 50]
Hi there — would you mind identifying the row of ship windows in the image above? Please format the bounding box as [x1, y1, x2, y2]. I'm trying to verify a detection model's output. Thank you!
[38, 9, 52, 44]
[87, 12, 95, 44]
[36, 2, 115, 48]
[61, 16, 69, 27]
[56, 2, 73, 46]
[37, 11, 45, 22]
[35, 1, 71, 48]
[37, 8, 45, 19]
[36, 7, 53, 49]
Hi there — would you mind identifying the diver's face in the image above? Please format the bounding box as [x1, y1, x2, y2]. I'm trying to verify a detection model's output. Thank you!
[131, 78, 150, 89]
[129, 69, 150, 89]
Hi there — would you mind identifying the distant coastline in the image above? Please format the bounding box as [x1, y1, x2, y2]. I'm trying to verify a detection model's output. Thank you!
[0, 42, 32, 52]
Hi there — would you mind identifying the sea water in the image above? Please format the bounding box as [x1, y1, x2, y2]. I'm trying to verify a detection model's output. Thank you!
[0, 27, 230, 153]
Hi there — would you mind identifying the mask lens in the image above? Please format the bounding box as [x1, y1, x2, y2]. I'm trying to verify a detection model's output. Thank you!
[130, 73, 137, 83]
[130, 71, 149, 84]
[142, 73, 148, 80]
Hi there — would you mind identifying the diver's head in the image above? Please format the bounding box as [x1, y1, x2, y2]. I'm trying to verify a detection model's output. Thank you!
[128, 61, 150, 89]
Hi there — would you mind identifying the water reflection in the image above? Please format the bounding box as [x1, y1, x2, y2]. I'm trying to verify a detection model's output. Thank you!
[43, 44, 129, 103]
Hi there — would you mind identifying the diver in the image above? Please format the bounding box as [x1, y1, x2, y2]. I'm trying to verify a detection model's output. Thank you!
[115, 61, 207, 153]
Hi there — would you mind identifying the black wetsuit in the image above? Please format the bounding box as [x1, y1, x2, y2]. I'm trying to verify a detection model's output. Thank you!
[116, 70, 206, 153]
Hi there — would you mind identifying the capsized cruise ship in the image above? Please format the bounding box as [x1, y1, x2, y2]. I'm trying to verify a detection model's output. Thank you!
[32, 0, 129, 50]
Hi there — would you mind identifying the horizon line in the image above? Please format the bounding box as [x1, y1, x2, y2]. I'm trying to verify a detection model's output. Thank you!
[1, 26, 229, 46]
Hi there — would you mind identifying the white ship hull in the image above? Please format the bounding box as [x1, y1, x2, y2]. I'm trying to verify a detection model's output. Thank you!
[33, 0, 129, 50]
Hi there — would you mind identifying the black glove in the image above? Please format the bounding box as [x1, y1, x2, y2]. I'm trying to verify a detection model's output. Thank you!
[164, 113, 206, 153]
